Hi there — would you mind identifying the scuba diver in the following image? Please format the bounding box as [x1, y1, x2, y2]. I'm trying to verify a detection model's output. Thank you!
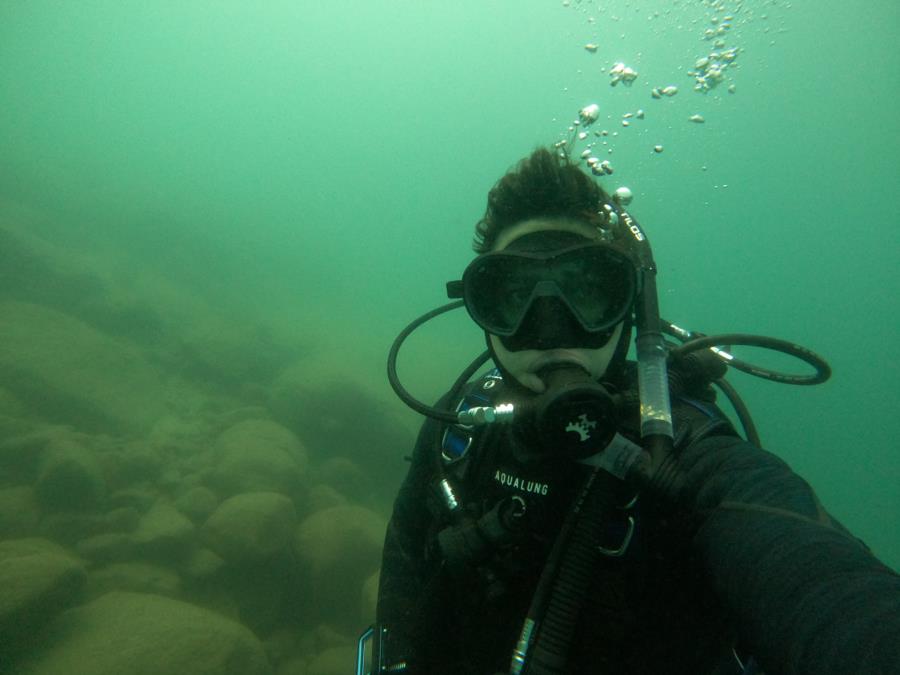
[364, 148, 900, 674]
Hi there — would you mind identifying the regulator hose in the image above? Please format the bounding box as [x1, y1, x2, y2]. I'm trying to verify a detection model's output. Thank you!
[664, 327, 831, 386]
[386, 300, 467, 424]
[513, 469, 620, 675]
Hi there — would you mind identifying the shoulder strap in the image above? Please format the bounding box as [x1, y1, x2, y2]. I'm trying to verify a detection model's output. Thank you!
[672, 396, 738, 451]
[440, 368, 504, 464]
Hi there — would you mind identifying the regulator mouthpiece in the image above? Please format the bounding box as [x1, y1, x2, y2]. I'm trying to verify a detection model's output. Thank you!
[528, 365, 618, 460]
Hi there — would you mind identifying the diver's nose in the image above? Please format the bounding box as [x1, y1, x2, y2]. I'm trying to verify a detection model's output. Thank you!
[520, 297, 580, 348]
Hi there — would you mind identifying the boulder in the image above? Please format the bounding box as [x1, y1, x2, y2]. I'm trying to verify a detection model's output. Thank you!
[223, 552, 300, 635]
[147, 413, 212, 458]
[276, 657, 308, 675]
[38, 506, 139, 546]
[212, 420, 308, 497]
[86, 561, 181, 599]
[361, 571, 379, 624]
[203, 492, 297, 565]
[0, 486, 40, 537]
[318, 457, 368, 502]
[104, 505, 141, 531]
[75, 532, 134, 563]
[269, 371, 411, 507]
[105, 440, 163, 487]
[0, 301, 169, 435]
[293, 506, 386, 630]
[131, 499, 195, 557]
[306, 484, 347, 512]
[264, 625, 305, 669]
[17, 591, 272, 675]
[34, 437, 106, 511]
[305, 646, 355, 675]
[182, 547, 225, 582]
[0, 427, 62, 482]
[217, 419, 308, 467]
[109, 484, 159, 512]
[174, 485, 219, 524]
[0, 538, 85, 655]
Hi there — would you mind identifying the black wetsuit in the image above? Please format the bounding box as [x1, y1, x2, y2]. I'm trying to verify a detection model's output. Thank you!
[376, 370, 900, 675]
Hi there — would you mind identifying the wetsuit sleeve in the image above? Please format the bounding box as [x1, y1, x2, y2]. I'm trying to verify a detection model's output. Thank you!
[676, 435, 900, 675]
[375, 415, 440, 670]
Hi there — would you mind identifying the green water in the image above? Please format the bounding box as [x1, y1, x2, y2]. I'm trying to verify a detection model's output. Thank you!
[1, 0, 897, 587]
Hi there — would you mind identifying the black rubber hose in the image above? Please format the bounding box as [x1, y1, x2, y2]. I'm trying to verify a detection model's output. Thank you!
[714, 377, 761, 447]
[386, 300, 465, 423]
[521, 470, 620, 675]
[447, 349, 492, 408]
[671, 333, 831, 385]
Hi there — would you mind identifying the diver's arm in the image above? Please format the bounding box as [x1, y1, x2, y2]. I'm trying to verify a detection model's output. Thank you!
[375, 417, 439, 672]
[675, 435, 900, 675]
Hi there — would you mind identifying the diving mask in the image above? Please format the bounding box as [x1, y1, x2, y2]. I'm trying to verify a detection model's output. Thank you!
[447, 239, 637, 339]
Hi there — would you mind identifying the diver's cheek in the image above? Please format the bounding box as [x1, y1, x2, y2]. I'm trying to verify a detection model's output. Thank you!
[585, 323, 624, 379]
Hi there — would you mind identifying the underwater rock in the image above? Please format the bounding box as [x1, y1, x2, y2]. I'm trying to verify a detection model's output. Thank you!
[157, 466, 184, 491]
[177, 321, 293, 390]
[294, 505, 386, 576]
[223, 551, 300, 635]
[311, 624, 353, 652]
[75, 532, 134, 563]
[38, 506, 139, 546]
[276, 657, 308, 675]
[264, 625, 306, 670]
[0, 301, 169, 435]
[212, 420, 308, 497]
[293, 506, 386, 630]
[175, 485, 220, 524]
[203, 492, 297, 565]
[217, 419, 308, 467]
[269, 374, 411, 508]
[189, 585, 241, 621]
[317, 457, 368, 502]
[105, 440, 164, 488]
[294, 624, 351, 672]
[86, 561, 181, 600]
[131, 499, 195, 557]
[147, 413, 213, 458]
[104, 505, 141, 531]
[305, 646, 355, 675]
[182, 547, 226, 582]
[306, 484, 348, 512]
[34, 437, 107, 512]
[0, 538, 86, 655]
[0, 485, 40, 537]
[0, 412, 35, 445]
[361, 571, 379, 624]
[109, 484, 159, 512]
[18, 591, 272, 675]
[215, 405, 274, 431]
[0, 426, 70, 482]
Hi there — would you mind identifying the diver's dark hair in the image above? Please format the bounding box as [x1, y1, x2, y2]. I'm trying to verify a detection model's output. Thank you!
[473, 147, 617, 254]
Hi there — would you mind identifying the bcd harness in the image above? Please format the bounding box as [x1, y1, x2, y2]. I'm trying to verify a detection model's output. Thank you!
[426, 365, 739, 675]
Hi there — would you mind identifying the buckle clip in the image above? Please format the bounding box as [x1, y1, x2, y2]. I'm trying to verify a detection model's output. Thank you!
[597, 514, 635, 557]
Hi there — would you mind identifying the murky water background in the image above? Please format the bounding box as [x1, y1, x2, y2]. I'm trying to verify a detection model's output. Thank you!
[0, 1, 897, 673]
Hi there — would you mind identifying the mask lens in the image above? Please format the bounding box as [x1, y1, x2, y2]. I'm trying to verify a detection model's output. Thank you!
[464, 257, 541, 334]
[554, 247, 634, 330]
[463, 244, 635, 335]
